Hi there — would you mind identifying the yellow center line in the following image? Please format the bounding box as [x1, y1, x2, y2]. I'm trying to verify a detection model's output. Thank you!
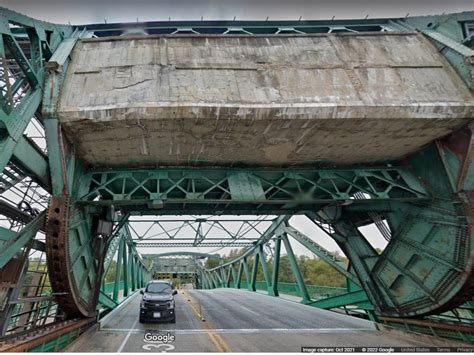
[182, 290, 231, 352]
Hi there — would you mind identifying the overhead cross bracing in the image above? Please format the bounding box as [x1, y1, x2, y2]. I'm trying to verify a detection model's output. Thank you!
[128, 216, 275, 248]
[0, 5, 473, 350]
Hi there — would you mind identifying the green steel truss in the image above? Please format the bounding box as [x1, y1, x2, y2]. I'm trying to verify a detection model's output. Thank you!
[126, 217, 275, 248]
[0, 7, 151, 325]
[199, 192, 473, 317]
[99, 221, 152, 308]
[76, 167, 429, 215]
[0, 6, 472, 342]
[0, 7, 72, 188]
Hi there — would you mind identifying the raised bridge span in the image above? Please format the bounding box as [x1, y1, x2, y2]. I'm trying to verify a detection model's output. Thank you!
[0, 6, 473, 351]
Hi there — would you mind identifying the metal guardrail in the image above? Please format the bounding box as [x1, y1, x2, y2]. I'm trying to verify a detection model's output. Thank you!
[238, 280, 347, 299]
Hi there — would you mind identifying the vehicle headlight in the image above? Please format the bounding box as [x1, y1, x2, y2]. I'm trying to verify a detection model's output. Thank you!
[140, 301, 145, 308]
[167, 301, 174, 309]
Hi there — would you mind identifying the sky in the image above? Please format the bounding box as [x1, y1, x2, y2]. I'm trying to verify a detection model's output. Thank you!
[2, 0, 474, 25]
[2, 0, 470, 258]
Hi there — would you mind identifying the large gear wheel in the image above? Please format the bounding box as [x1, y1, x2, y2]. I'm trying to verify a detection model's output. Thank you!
[46, 195, 101, 318]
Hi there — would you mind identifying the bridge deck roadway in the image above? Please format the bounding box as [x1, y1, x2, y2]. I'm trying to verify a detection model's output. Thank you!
[67, 289, 460, 352]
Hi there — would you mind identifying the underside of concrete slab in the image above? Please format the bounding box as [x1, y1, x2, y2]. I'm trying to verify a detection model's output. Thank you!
[59, 33, 473, 168]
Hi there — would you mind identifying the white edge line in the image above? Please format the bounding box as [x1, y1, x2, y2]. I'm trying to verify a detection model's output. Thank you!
[117, 318, 139, 352]
[104, 327, 375, 334]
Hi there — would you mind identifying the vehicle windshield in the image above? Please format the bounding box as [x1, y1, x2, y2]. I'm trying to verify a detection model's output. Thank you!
[146, 283, 172, 294]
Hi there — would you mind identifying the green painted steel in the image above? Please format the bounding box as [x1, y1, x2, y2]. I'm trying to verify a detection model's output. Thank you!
[257, 245, 272, 294]
[271, 237, 281, 297]
[0, 211, 45, 268]
[103, 219, 130, 277]
[399, 12, 474, 89]
[28, 330, 83, 352]
[308, 290, 372, 310]
[98, 291, 118, 310]
[200, 217, 328, 301]
[281, 234, 311, 303]
[232, 281, 348, 299]
[0, 88, 44, 180]
[281, 282, 347, 300]
[200, 163, 474, 316]
[282, 224, 359, 285]
[0, 6, 72, 191]
[136, 242, 255, 248]
[122, 239, 129, 298]
[79, 17, 396, 38]
[148, 252, 222, 259]
[77, 167, 429, 215]
[113, 238, 125, 302]
[11, 136, 49, 189]
[148, 256, 201, 275]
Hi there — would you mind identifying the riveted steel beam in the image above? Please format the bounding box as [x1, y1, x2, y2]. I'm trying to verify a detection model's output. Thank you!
[0, 88, 42, 175]
[136, 242, 256, 248]
[282, 224, 360, 285]
[257, 244, 272, 293]
[113, 237, 125, 302]
[0, 7, 72, 194]
[147, 252, 222, 259]
[281, 233, 311, 303]
[271, 236, 282, 297]
[11, 136, 50, 189]
[76, 167, 429, 215]
[0, 210, 45, 268]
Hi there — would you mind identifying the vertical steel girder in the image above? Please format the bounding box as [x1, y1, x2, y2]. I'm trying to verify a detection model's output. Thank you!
[271, 237, 281, 297]
[122, 239, 129, 298]
[106, 228, 151, 305]
[236, 261, 243, 289]
[129, 244, 135, 292]
[257, 244, 272, 294]
[281, 234, 311, 303]
[113, 237, 125, 302]
[250, 252, 259, 291]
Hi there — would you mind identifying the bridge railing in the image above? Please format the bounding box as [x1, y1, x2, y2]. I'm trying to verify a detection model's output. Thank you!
[101, 281, 125, 296]
[236, 281, 346, 300]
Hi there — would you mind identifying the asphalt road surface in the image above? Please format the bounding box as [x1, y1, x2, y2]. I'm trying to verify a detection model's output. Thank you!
[66, 288, 459, 352]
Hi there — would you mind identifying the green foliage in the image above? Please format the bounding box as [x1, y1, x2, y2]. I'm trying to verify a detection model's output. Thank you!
[223, 248, 247, 262]
[143, 258, 152, 268]
[105, 260, 117, 283]
[297, 255, 346, 287]
[204, 257, 221, 269]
